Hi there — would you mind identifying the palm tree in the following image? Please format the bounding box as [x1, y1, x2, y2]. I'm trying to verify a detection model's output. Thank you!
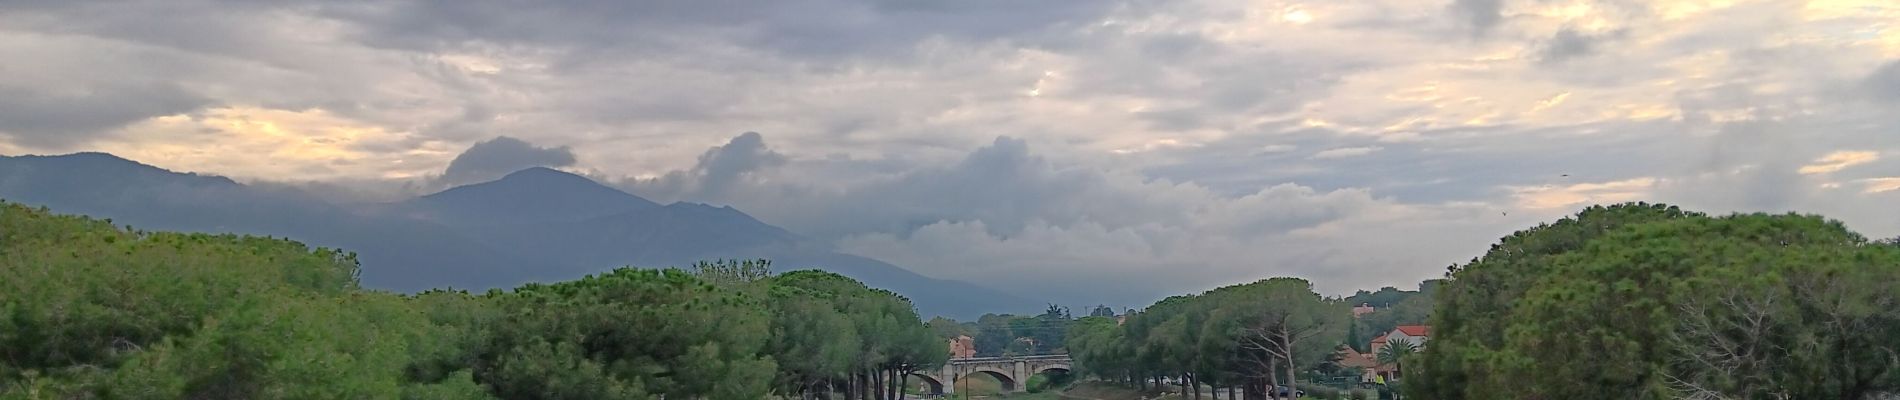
[1376, 338, 1418, 378]
[1377, 338, 1419, 400]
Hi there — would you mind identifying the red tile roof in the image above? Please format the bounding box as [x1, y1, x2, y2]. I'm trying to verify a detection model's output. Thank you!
[1395, 325, 1431, 336]
[1371, 334, 1387, 344]
[1336, 347, 1379, 368]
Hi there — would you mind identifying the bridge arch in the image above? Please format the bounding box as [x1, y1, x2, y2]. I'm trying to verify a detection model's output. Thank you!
[960, 368, 1017, 393]
[907, 373, 945, 395]
[1033, 363, 1072, 375]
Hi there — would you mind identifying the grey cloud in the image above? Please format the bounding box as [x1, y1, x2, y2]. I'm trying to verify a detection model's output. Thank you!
[1869, 60, 1900, 102]
[689, 131, 789, 200]
[436, 136, 578, 187]
[1449, 0, 1504, 36]
[0, 83, 210, 148]
[1540, 28, 1601, 63]
[618, 131, 791, 203]
[327, 0, 1126, 60]
[607, 133, 1465, 305]
[1667, 121, 1809, 210]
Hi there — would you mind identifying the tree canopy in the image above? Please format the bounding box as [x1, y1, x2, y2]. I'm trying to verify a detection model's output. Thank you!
[0, 201, 946, 399]
[1411, 203, 1900, 399]
[1065, 277, 1347, 399]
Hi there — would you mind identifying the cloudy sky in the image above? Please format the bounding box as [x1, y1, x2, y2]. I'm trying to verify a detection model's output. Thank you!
[4, 0, 1898, 307]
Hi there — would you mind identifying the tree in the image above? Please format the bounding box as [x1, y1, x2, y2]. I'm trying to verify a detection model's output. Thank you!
[1411, 203, 1702, 399]
[1376, 338, 1417, 379]
[926, 317, 972, 339]
[1090, 305, 1117, 318]
[973, 315, 1018, 357]
[477, 268, 776, 399]
[1411, 203, 1900, 400]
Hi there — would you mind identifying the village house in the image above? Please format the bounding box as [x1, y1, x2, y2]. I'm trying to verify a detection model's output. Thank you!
[1367, 325, 1430, 381]
[948, 335, 976, 359]
[1351, 303, 1376, 318]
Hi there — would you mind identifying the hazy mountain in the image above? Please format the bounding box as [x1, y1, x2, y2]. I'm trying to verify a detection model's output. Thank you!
[0, 153, 1030, 318]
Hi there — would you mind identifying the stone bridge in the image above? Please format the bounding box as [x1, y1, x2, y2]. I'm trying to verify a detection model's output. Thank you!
[908, 354, 1072, 395]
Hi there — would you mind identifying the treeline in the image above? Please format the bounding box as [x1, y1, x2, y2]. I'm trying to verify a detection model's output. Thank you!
[926, 305, 1077, 356]
[0, 201, 944, 399]
[1064, 278, 1349, 399]
[1413, 203, 1900, 399]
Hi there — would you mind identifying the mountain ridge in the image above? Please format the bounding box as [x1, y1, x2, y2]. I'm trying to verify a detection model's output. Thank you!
[0, 153, 1029, 318]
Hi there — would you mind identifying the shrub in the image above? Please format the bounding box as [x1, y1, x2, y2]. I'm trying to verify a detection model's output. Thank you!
[1297, 383, 1342, 399]
[1349, 388, 1377, 400]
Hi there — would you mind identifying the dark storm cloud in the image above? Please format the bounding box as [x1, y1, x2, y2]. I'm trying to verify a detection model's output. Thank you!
[0, 84, 210, 148]
[436, 136, 579, 186]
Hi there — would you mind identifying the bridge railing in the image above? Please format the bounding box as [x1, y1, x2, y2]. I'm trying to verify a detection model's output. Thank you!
[946, 354, 1070, 363]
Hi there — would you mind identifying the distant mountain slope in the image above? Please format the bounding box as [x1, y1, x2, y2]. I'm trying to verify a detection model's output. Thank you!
[0, 153, 1028, 318]
[0, 153, 534, 290]
[400, 167, 660, 226]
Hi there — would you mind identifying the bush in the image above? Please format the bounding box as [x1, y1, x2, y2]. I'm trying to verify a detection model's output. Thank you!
[1349, 388, 1377, 400]
[1297, 383, 1342, 399]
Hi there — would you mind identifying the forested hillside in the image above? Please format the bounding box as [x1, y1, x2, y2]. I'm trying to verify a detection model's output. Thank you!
[0, 201, 943, 399]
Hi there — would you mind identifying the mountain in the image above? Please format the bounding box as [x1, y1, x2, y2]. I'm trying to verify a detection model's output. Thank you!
[0, 153, 1029, 318]
[400, 167, 661, 225]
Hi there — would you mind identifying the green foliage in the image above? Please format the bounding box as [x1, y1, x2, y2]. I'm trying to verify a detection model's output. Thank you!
[477, 268, 776, 399]
[1067, 276, 1348, 395]
[1351, 292, 1433, 350]
[0, 201, 496, 399]
[926, 317, 972, 339]
[1349, 388, 1376, 400]
[1296, 382, 1342, 399]
[1414, 202, 1900, 400]
[0, 202, 949, 399]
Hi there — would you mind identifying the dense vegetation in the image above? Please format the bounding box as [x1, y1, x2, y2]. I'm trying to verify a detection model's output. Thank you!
[1343, 284, 1434, 353]
[922, 305, 1076, 357]
[0, 202, 943, 399]
[1064, 277, 1349, 399]
[1413, 203, 1900, 399]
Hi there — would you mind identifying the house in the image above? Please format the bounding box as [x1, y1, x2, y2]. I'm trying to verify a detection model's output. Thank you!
[1368, 325, 1430, 380]
[1352, 303, 1376, 318]
[1386, 325, 1430, 347]
[948, 335, 976, 359]
[1335, 346, 1381, 383]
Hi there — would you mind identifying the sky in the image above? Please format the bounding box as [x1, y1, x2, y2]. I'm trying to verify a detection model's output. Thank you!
[3, 0, 1898, 308]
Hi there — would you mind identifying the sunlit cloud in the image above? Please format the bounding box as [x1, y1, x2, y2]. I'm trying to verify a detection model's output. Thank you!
[1282, 8, 1314, 25]
[1511, 178, 1659, 210]
[1798, 151, 1881, 174]
[1865, 177, 1900, 193]
[1310, 146, 1383, 159]
[90, 107, 446, 180]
